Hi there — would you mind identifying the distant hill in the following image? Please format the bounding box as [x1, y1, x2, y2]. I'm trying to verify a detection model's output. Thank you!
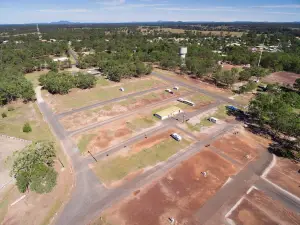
[50, 21, 76, 24]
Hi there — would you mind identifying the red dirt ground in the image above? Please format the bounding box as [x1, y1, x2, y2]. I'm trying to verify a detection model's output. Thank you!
[222, 63, 243, 71]
[229, 198, 277, 225]
[87, 124, 132, 153]
[267, 158, 300, 197]
[262, 71, 300, 85]
[101, 150, 237, 225]
[229, 189, 300, 225]
[211, 131, 261, 165]
[1, 162, 73, 225]
[246, 189, 300, 224]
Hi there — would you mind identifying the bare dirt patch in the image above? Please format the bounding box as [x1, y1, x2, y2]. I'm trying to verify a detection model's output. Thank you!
[222, 63, 243, 71]
[229, 198, 277, 225]
[154, 68, 233, 97]
[267, 158, 300, 197]
[262, 71, 300, 85]
[60, 89, 186, 131]
[75, 113, 161, 155]
[100, 150, 236, 225]
[246, 189, 300, 224]
[1, 162, 73, 225]
[228, 188, 300, 225]
[211, 129, 261, 165]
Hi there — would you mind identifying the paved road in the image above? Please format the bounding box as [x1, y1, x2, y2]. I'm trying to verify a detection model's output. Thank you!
[64, 124, 237, 225]
[35, 70, 298, 225]
[194, 149, 273, 224]
[256, 178, 300, 213]
[68, 46, 79, 66]
[56, 86, 165, 118]
[35, 87, 106, 225]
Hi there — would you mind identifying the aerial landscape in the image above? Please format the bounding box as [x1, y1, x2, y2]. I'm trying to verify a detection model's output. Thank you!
[0, 0, 300, 225]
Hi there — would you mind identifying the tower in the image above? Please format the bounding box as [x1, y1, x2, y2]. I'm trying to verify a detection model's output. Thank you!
[179, 47, 187, 66]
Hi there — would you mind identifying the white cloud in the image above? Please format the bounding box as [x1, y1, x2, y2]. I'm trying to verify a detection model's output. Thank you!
[103, 3, 170, 10]
[252, 4, 300, 9]
[38, 9, 89, 13]
[96, 0, 126, 6]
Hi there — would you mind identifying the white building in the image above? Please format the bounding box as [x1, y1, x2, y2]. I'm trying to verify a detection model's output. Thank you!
[53, 57, 68, 62]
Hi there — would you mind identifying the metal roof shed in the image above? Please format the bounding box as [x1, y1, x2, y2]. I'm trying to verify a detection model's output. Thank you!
[154, 106, 183, 120]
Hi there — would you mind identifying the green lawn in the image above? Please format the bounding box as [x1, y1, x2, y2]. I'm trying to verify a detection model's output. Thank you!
[92, 138, 191, 183]
[186, 105, 228, 132]
[0, 102, 67, 164]
[46, 78, 164, 112]
[176, 93, 214, 109]
[96, 76, 111, 86]
[126, 116, 157, 131]
[25, 70, 49, 88]
[78, 134, 96, 153]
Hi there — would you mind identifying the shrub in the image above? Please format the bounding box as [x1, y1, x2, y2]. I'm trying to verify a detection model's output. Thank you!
[2, 112, 7, 118]
[23, 122, 32, 133]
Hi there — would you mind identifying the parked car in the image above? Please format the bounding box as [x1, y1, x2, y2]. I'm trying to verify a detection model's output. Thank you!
[171, 133, 182, 141]
[165, 89, 174, 94]
[173, 86, 179, 90]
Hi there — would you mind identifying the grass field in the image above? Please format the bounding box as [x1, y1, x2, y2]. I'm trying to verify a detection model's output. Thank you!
[0, 102, 66, 164]
[187, 105, 228, 132]
[92, 138, 191, 183]
[44, 77, 165, 112]
[25, 70, 49, 88]
[176, 93, 213, 109]
[78, 134, 96, 153]
[126, 116, 157, 131]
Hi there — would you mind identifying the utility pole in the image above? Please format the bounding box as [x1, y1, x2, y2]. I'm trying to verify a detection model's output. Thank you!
[88, 151, 97, 162]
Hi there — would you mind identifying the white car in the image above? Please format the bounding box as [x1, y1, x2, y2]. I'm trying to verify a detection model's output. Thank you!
[177, 98, 184, 102]
[173, 86, 179, 90]
[171, 133, 182, 141]
[165, 89, 174, 94]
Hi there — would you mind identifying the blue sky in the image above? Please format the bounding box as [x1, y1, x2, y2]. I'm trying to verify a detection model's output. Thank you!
[0, 0, 300, 24]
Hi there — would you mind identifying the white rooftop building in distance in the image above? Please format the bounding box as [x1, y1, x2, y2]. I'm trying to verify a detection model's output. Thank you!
[53, 57, 69, 62]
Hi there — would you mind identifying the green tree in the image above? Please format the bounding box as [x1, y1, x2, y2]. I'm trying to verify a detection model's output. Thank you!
[10, 141, 57, 193]
[29, 164, 57, 194]
[294, 78, 300, 91]
[74, 73, 97, 89]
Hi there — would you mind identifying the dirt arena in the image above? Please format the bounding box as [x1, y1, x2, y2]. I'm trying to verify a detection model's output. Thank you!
[267, 157, 300, 197]
[262, 71, 300, 85]
[211, 130, 261, 166]
[100, 150, 237, 225]
[74, 114, 162, 154]
[228, 189, 300, 225]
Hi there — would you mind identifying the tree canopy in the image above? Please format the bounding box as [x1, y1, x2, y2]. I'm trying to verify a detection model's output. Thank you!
[10, 141, 58, 193]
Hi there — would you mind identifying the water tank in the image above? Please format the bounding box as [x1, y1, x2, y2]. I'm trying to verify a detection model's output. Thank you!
[179, 47, 187, 55]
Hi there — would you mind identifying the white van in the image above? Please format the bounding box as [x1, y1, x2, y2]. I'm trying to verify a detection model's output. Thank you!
[208, 117, 218, 123]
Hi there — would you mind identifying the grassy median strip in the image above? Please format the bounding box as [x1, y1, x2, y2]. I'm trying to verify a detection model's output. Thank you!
[92, 138, 191, 183]
[187, 105, 228, 132]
